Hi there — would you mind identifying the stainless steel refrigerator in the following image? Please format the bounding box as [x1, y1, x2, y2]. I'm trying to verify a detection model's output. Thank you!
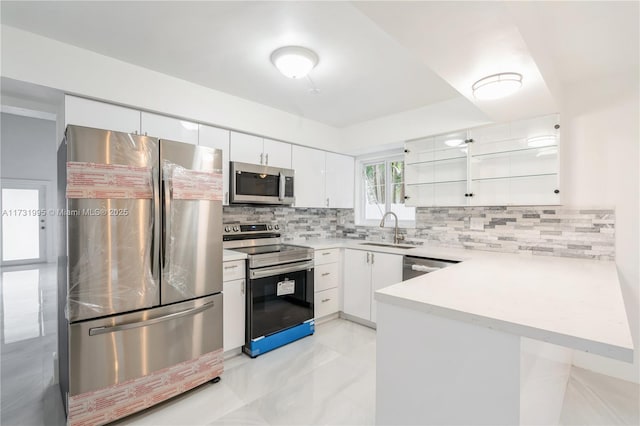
[57, 125, 223, 422]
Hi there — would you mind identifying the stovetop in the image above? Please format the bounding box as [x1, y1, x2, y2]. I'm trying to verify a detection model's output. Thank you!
[222, 223, 314, 268]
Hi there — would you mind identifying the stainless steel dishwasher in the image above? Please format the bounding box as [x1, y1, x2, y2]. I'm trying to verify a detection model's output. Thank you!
[402, 256, 459, 280]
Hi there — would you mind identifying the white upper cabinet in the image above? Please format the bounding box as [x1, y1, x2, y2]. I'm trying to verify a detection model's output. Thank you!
[292, 145, 326, 208]
[199, 124, 230, 205]
[229, 132, 292, 168]
[65, 95, 141, 135]
[404, 113, 560, 207]
[140, 112, 198, 145]
[325, 152, 355, 208]
[263, 138, 292, 169]
[230, 132, 264, 165]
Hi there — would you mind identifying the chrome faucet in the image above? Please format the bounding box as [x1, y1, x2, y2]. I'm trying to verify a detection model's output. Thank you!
[380, 211, 404, 244]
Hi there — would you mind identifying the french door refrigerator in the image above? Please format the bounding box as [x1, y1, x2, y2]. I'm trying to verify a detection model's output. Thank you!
[57, 125, 223, 426]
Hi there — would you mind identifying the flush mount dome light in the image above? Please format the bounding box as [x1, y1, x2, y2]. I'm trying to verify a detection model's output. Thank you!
[472, 72, 523, 100]
[271, 46, 319, 79]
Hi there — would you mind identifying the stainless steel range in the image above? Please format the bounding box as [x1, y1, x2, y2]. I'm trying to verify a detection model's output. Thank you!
[223, 224, 315, 357]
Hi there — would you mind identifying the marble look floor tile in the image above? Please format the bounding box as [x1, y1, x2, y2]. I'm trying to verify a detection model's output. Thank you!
[312, 319, 377, 358]
[208, 404, 271, 426]
[221, 336, 341, 405]
[112, 380, 245, 426]
[242, 354, 373, 426]
[560, 367, 639, 425]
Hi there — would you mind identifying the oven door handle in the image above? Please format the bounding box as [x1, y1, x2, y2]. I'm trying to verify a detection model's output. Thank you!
[250, 261, 314, 279]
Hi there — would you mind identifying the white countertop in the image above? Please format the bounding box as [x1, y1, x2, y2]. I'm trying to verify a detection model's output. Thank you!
[223, 249, 247, 262]
[298, 238, 634, 363]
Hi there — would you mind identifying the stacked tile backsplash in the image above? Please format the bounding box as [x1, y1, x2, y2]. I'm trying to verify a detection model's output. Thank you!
[223, 206, 615, 261]
[223, 206, 339, 240]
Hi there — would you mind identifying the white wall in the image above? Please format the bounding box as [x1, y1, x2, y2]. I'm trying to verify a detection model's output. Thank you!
[1, 112, 58, 262]
[340, 97, 490, 155]
[560, 89, 639, 383]
[0, 25, 343, 153]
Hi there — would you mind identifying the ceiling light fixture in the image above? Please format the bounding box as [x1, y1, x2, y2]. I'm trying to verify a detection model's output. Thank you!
[527, 135, 557, 147]
[270, 46, 319, 79]
[472, 72, 523, 100]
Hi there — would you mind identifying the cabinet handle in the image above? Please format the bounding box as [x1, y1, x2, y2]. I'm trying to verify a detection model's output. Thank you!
[371, 253, 375, 264]
[321, 298, 331, 303]
[265, 153, 269, 165]
[554, 189, 560, 194]
[464, 193, 468, 197]
[469, 193, 474, 197]
[326, 198, 330, 207]
[321, 252, 331, 256]
[224, 265, 238, 269]
[404, 196, 410, 200]
[321, 272, 330, 277]
[241, 280, 245, 295]
[404, 149, 409, 153]
[225, 192, 229, 204]
[260, 152, 264, 165]
[366, 252, 370, 264]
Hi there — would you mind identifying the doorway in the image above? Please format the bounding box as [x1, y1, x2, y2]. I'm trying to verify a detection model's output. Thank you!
[0, 179, 50, 266]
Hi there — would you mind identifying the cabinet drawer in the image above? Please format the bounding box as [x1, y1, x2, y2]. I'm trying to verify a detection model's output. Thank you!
[315, 288, 339, 319]
[314, 263, 340, 292]
[315, 248, 340, 266]
[223, 260, 245, 281]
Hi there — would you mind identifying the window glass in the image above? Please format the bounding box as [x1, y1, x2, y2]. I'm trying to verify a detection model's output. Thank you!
[364, 162, 386, 221]
[361, 158, 415, 225]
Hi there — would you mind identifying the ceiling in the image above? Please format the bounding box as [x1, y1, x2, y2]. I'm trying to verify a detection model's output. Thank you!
[1, 1, 637, 128]
[0, 1, 461, 128]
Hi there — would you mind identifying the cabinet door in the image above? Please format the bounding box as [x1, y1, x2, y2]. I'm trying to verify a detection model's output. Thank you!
[230, 131, 264, 165]
[140, 112, 198, 145]
[223, 278, 245, 352]
[342, 249, 372, 321]
[292, 146, 326, 207]
[263, 138, 292, 169]
[199, 125, 231, 205]
[370, 252, 403, 323]
[65, 95, 140, 134]
[325, 152, 355, 208]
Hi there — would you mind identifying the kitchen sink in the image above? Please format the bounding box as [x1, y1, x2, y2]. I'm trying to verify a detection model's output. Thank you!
[359, 242, 415, 249]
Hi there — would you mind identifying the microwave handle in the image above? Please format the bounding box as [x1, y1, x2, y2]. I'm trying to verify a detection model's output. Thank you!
[278, 172, 285, 201]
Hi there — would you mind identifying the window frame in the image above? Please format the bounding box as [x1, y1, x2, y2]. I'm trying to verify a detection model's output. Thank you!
[356, 153, 415, 228]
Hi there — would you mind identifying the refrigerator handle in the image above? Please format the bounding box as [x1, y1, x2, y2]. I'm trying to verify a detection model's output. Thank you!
[162, 178, 171, 267]
[152, 170, 160, 281]
[88, 301, 214, 336]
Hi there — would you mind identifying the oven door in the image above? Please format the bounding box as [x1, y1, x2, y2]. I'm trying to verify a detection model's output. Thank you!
[230, 161, 294, 205]
[246, 261, 314, 340]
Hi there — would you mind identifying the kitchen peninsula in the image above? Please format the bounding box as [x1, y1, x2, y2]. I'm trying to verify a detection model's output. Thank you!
[374, 251, 634, 425]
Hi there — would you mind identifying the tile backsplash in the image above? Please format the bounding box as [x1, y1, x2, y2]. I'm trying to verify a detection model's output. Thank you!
[223, 206, 615, 261]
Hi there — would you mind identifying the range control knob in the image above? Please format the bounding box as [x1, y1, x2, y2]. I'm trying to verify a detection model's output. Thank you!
[233, 226, 239, 232]
[274, 224, 280, 230]
[224, 226, 231, 232]
[267, 225, 273, 230]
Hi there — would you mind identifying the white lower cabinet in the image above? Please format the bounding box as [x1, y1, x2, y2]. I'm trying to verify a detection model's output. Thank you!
[314, 248, 341, 320]
[223, 260, 245, 352]
[342, 249, 403, 324]
[315, 288, 339, 319]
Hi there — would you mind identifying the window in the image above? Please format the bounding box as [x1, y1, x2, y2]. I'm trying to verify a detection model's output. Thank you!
[359, 156, 415, 226]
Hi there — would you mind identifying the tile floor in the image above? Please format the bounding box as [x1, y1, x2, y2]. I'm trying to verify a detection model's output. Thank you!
[1, 263, 638, 425]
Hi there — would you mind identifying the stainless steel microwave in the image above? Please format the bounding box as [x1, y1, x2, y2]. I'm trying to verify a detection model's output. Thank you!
[230, 161, 294, 205]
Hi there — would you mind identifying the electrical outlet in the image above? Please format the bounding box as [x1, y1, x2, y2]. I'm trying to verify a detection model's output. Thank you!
[469, 217, 484, 231]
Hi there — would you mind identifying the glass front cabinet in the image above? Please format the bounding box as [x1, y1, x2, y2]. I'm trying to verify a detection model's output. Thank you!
[404, 114, 560, 207]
